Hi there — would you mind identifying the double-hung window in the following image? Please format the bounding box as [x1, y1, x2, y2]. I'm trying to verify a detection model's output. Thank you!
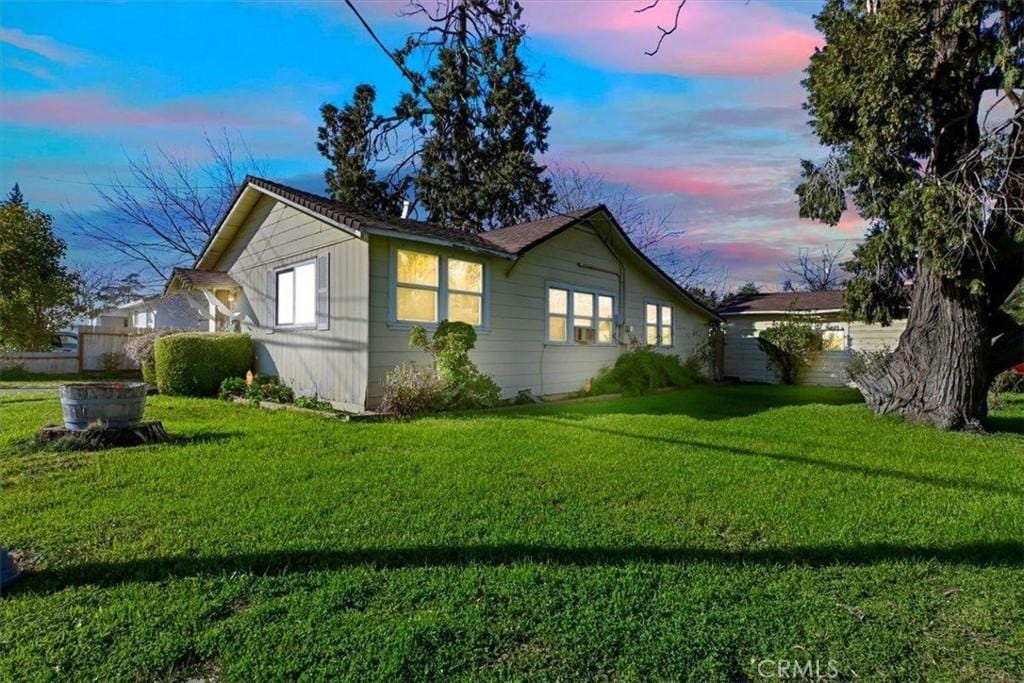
[393, 247, 485, 326]
[645, 302, 673, 347]
[276, 260, 317, 326]
[547, 284, 615, 345]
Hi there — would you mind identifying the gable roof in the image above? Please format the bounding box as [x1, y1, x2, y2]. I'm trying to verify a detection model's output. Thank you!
[717, 290, 845, 315]
[193, 177, 721, 321]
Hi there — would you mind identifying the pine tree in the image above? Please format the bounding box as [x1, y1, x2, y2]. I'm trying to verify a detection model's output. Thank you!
[323, 0, 554, 231]
[317, 85, 406, 214]
[6, 184, 25, 207]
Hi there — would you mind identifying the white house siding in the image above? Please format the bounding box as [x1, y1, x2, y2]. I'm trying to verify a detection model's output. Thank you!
[210, 196, 370, 411]
[365, 220, 711, 405]
[722, 313, 906, 386]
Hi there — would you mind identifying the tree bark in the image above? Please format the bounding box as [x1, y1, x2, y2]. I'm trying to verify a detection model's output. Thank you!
[853, 265, 990, 431]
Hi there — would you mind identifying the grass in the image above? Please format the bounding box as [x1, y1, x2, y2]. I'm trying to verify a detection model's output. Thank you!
[0, 370, 141, 387]
[1, 385, 1022, 681]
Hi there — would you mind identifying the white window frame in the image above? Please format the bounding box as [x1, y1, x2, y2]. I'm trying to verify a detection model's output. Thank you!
[274, 258, 318, 329]
[545, 281, 618, 346]
[388, 243, 489, 330]
[644, 298, 674, 348]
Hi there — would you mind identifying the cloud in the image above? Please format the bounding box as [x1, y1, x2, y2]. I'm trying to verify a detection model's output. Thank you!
[1, 91, 307, 131]
[523, 1, 821, 78]
[0, 27, 92, 65]
[5, 57, 57, 82]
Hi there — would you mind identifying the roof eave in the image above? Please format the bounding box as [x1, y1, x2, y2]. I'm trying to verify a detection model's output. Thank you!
[718, 308, 843, 317]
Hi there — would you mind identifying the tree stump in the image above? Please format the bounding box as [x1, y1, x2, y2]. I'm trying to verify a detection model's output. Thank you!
[35, 421, 170, 450]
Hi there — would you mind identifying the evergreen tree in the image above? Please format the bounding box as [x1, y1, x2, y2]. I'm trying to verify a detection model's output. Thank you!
[0, 189, 82, 350]
[6, 184, 24, 207]
[324, 0, 554, 230]
[317, 85, 406, 214]
[796, 0, 1023, 430]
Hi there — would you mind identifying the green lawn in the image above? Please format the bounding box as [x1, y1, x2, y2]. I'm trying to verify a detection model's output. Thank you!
[1, 385, 1022, 681]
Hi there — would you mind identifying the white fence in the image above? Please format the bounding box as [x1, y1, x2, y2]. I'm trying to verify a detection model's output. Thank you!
[0, 326, 142, 375]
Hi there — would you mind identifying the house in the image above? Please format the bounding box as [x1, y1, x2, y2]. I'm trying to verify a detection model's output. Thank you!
[717, 290, 907, 386]
[88, 294, 207, 331]
[165, 176, 721, 411]
[117, 294, 207, 330]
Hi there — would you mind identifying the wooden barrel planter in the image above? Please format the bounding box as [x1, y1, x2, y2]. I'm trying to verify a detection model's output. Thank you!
[59, 382, 147, 430]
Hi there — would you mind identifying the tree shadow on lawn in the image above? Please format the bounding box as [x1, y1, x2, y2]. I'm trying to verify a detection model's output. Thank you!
[10, 540, 1023, 596]
[477, 384, 866, 423]
[516, 416, 1024, 498]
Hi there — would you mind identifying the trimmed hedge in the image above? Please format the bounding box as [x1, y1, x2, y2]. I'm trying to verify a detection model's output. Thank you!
[154, 333, 252, 397]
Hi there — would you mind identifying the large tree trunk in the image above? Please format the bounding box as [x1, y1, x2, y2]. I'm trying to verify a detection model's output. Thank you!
[853, 266, 990, 431]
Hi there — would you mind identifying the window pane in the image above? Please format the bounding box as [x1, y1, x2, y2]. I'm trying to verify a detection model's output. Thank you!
[276, 270, 294, 325]
[448, 293, 482, 326]
[661, 325, 672, 347]
[822, 330, 845, 351]
[548, 315, 567, 342]
[598, 295, 614, 319]
[449, 259, 483, 293]
[598, 319, 613, 343]
[646, 324, 658, 346]
[574, 291, 594, 318]
[397, 249, 438, 286]
[397, 286, 437, 322]
[548, 288, 568, 315]
[646, 303, 658, 324]
[294, 262, 316, 324]
[661, 305, 672, 325]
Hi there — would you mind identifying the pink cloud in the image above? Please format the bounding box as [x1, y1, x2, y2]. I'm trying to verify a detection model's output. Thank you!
[0, 27, 91, 65]
[6, 57, 57, 82]
[522, 1, 821, 78]
[584, 162, 743, 198]
[1, 91, 305, 130]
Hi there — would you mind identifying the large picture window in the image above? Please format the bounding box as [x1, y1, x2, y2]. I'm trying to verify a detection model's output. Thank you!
[547, 284, 616, 345]
[276, 261, 316, 326]
[646, 302, 673, 347]
[392, 247, 486, 326]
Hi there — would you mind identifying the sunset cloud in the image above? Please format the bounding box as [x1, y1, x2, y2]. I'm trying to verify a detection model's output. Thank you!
[1, 91, 306, 131]
[522, 1, 821, 78]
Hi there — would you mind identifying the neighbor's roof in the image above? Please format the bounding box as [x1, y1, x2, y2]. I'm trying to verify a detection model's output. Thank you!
[190, 177, 721, 321]
[169, 268, 240, 291]
[717, 290, 845, 315]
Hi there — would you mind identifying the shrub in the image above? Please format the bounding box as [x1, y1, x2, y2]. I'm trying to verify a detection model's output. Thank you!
[408, 321, 501, 411]
[757, 321, 822, 385]
[124, 329, 184, 383]
[590, 348, 704, 396]
[154, 333, 252, 396]
[218, 376, 248, 401]
[246, 376, 294, 405]
[218, 374, 296, 405]
[992, 369, 1024, 394]
[295, 395, 333, 411]
[97, 351, 124, 372]
[379, 362, 446, 416]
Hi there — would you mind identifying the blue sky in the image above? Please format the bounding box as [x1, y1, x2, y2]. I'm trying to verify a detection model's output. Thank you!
[0, 0, 863, 288]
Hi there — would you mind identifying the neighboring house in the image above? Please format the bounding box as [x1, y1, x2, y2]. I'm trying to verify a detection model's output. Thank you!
[117, 294, 207, 330]
[165, 176, 721, 411]
[88, 294, 206, 331]
[717, 291, 907, 386]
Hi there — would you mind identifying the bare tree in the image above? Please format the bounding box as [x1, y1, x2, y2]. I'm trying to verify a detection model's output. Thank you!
[549, 163, 725, 291]
[781, 245, 846, 292]
[70, 131, 265, 285]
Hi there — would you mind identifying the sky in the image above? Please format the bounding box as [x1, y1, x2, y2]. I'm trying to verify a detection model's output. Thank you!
[0, 0, 865, 290]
